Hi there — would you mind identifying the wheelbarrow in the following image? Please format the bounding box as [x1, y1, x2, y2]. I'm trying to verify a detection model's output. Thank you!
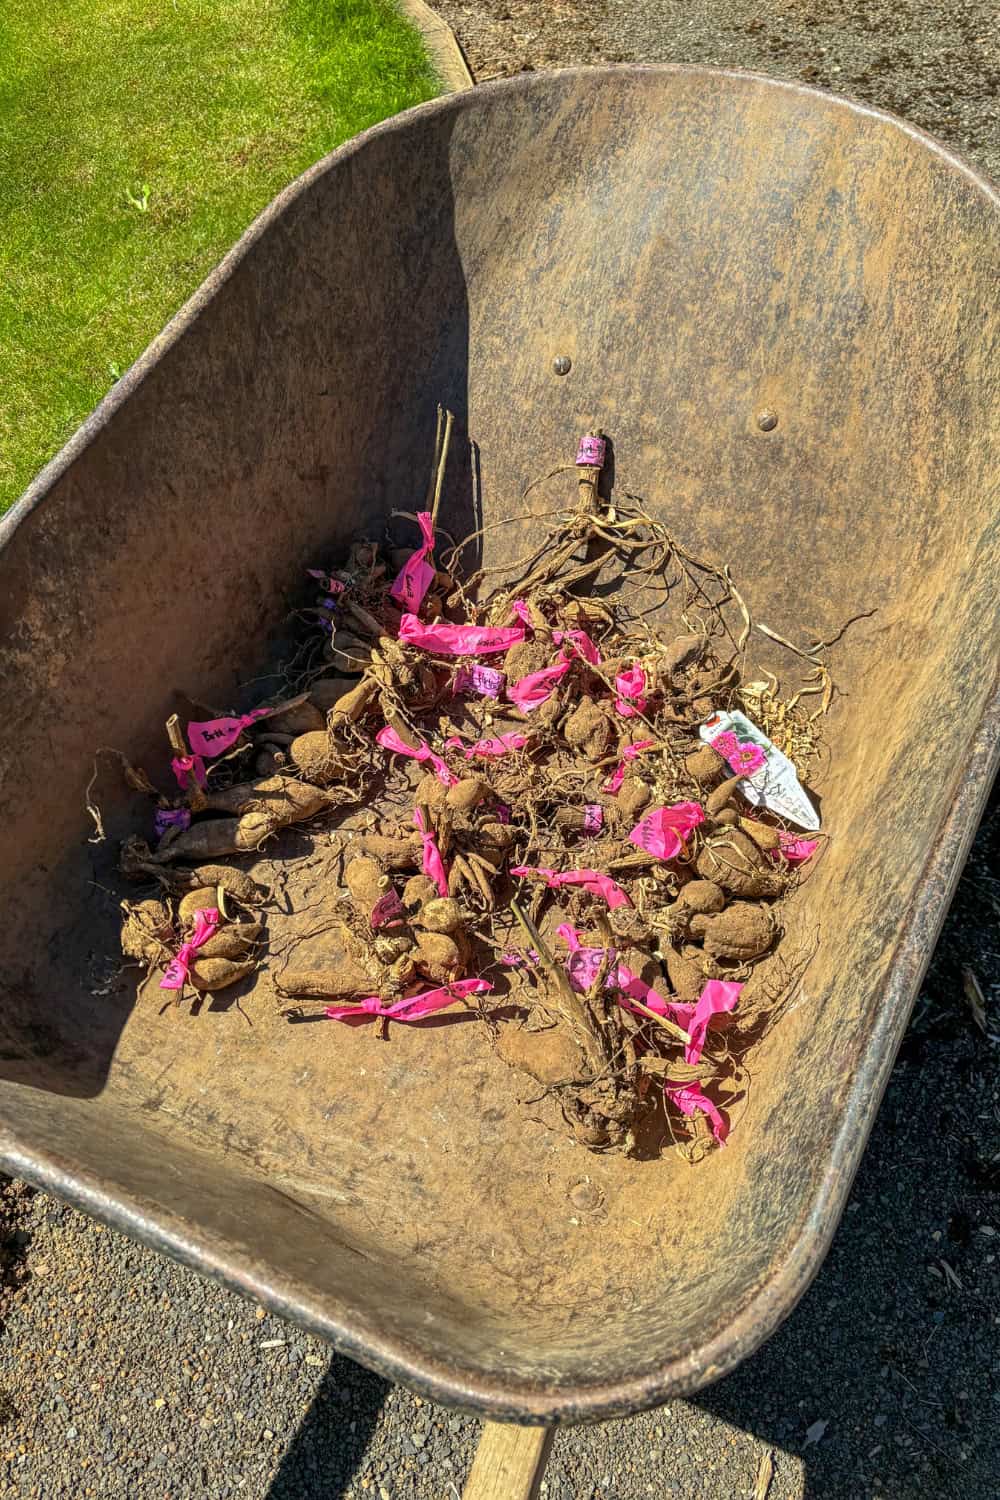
[0, 65, 996, 1495]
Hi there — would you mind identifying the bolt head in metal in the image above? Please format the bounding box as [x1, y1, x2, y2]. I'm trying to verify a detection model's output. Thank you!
[552, 355, 572, 376]
[756, 408, 778, 432]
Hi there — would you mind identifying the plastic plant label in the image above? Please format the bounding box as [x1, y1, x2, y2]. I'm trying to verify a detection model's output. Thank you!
[700, 709, 820, 831]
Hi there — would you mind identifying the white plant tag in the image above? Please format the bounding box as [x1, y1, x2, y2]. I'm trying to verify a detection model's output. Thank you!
[700, 709, 820, 831]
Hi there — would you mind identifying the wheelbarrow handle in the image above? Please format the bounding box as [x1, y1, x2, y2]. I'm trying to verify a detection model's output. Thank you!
[463, 1421, 554, 1499]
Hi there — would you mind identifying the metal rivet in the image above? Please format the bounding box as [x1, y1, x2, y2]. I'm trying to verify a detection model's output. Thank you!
[756, 408, 778, 432]
[553, 355, 572, 376]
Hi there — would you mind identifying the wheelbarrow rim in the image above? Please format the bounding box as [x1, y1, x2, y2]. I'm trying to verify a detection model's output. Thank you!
[2, 65, 998, 1423]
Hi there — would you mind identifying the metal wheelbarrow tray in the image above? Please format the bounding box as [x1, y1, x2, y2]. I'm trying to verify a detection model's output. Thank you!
[0, 67, 996, 1423]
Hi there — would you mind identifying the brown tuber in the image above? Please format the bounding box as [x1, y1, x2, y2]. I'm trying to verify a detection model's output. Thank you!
[120, 900, 173, 964]
[696, 830, 780, 899]
[617, 777, 652, 819]
[689, 901, 775, 961]
[187, 957, 256, 992]
[178, 886, 221, 924]
[416, 897, 466, 936]
[677, 879, 726, 915]
[685, 743, 724, 786]
[403, 874, 438, 909]
[345, 857, 387, 912]
[562, 696, 612, 761]
[290, 731, 342, 785]
[445, 777, 489, 815]
[413, 931, 465, 985]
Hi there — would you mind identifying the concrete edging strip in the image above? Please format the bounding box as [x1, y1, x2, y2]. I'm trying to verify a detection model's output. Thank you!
[397, 0, 475, 92]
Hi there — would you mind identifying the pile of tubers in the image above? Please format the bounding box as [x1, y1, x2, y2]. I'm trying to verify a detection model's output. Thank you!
[115, 423, 821, 1158]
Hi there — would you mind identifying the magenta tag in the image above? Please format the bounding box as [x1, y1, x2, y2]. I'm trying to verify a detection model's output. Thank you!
[307, 569, 346, 595]
[155, 808, 192, 839]
[576, 435, 606, 467]
[454, 664, 504, 698]
[370, 889, 405, 929]
[583, 804, 603, 834]
[494, 803, 512, 824]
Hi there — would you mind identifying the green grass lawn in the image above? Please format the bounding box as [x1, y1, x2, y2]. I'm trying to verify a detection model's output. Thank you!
[0, 0, 440, 511]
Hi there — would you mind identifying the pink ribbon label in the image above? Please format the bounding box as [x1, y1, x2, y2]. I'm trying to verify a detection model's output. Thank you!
[389, 512, 436, 611]
[683, 980, 743, 1063]
[603, 739, 655, 795]
[307, 569, 346, 595]
[666, 1082, 729, 1145]
[187, 708, 271, 759]
[583, 804, 603, 834]
[629, 801, 704, 860]
[375, 725, 457, 786]
[154, 808, 191, 839]
[414, 807, 449, 896]
[399, 614, 526, 656]
[614, 665, 648, 718]
[773, 832, 819, 865]
[576, 435, 606, 467]
[171, 753, 206, 790]
[508, 659, 571, 713]
[557, 923, 617, 993]
[325, 977, 492, 1025]
[454, 664, 505, 698]
[370, 889, 405, 930]
[445, 732, 527, 760]
[555, 628, 601, 665]
[615, 965, 691, 1028]
[510, 866, 632, 910]
[493, 802, 512, 824]
[160, 908, 220, 991]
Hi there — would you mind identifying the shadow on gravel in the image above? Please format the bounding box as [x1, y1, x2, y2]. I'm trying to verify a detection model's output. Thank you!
[694, 790, 1000, 1498]
[266, 1358, 390, 1499]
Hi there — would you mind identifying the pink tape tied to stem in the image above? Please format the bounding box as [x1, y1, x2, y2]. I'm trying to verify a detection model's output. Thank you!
[398, 614, 525, 656]
[171, 753, 206, 790]
[666, 1081, 729, 1145]
[154, 808, 191, 839]
[508, 659, 571, 712]
[556, 922, 617, 993]
[414, 807, 449, 896]
[375, 725, 457, 786]
[307, 569, 346, 595]
[602, 739, 655, 794]
[772, 831, 819, 865]
[510, 866, 632, 910]
[614, 665, 647, 718]
[629, 801, 704, 860]
[454, 664, 505, 699]
[159, 908, 220, 991]
[576, 435, 606, 468]
[582, 804, 603, 834]
[370, 889, 405, 930]
[187, 708, 272, 759]
[508, 629, 601, 713]
[325, 977, 492, 1026]
[389, 511, 437, 611]
[683, 980, 743, 1064]
[615, 965, 692, 1028]
[445, 732, 528, 760]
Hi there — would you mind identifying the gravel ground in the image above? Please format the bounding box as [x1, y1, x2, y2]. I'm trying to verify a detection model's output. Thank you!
[435, 0, 1000, 184]
[2, 10, 998, 1497]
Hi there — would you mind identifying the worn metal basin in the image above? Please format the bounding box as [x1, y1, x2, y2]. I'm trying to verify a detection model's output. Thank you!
[0, 67, 997, 1422]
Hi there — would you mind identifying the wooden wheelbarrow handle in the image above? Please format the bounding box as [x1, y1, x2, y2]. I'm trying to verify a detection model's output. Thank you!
[463, 1422, 554, 1499]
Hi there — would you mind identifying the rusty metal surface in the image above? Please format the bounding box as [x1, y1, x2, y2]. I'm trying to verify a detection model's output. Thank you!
[0, 67, 997, 1423]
